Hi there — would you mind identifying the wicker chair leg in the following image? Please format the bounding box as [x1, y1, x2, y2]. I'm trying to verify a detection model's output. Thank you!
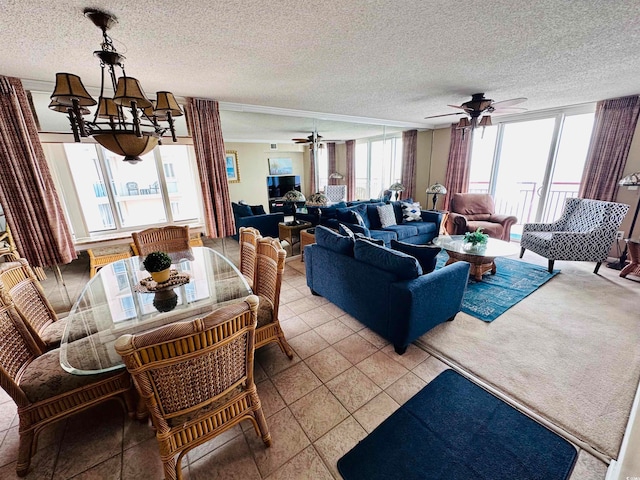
[163, 457, 178, 480]
[16, 429, 34, 477]
[275, 326, 294, 359]
[250, 389, 272, 447]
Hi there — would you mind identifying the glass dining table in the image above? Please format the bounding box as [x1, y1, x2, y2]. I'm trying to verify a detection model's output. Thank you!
[60, 246, 251, 375]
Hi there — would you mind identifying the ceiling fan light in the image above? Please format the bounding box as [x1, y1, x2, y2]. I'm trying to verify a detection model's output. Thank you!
[478, 115, 492, 127]
[114, 77, 152, 109]
[458, 117, 470, 128]
[51, 72, 97, 106]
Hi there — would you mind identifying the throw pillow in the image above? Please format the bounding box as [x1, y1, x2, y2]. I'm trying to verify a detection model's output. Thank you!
[353, 239, 422, 280]
[402, 202, 422, 222]
[377, 204, 397, 228]
[390, 240, 441, 274]
[339, 223, 356, 239]
[354, 232, 385, 246]
[314, 226, 354, 256]
[250, 204, 266, 216]
[352, 210, 367, 228]
[232, 202, 253, 218]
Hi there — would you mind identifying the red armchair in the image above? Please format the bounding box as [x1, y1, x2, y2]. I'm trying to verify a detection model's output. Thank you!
[445, 193, 517, 241]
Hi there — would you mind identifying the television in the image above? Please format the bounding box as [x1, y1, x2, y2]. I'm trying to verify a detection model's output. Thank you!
[267, 175, 301, 199]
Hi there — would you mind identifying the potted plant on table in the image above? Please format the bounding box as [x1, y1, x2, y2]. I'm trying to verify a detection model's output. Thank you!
[463, 228, 489, 251]
[143, 251, 172, 283]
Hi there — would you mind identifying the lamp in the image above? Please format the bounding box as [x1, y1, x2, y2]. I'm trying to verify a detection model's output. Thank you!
[50, 9, 182, 164]
[329, 172, 344, 180]
[283, 190, 306, 225]
[389, 182, 405, 201]
[613, 171, 640, 269]
[426, 183, 447, 210]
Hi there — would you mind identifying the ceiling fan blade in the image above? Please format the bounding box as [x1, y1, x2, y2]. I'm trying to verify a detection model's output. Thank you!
[292, 138, 310, 142]
[491, 97, 528, 108]
[446, 104, 468, 110]
[424, 112, 465, 119]
[492, 107, 528, 114]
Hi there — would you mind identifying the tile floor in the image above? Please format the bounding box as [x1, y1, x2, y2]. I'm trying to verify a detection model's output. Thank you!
[0, 238, 609, 479]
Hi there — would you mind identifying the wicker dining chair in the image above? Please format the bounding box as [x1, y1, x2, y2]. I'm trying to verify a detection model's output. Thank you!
[0, 259, 65, 351]
[0, 294, 133, 477]
[239, 226, 262, 289]
[115, 295, 271, 480]
[254, 237, 294, 358]
[132, 225, 191, 256]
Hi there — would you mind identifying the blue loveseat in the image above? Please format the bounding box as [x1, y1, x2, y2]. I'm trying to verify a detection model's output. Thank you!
[299, 200, 443, 246]
[305, 226, 470, 354]
[231, 202, 284, 240]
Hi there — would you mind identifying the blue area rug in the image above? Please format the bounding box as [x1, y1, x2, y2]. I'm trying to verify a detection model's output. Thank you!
[338, 370, 577, 480]
[435, 253, 559, 322]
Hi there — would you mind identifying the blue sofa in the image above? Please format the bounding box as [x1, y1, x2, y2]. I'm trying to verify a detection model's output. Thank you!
[231, 202, 284, 240]
[305, 227, 470, 354]
[299, 200, 443, 246]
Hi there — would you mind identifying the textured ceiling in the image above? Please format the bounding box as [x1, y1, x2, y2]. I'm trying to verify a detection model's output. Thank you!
[3, 0, 640, 137]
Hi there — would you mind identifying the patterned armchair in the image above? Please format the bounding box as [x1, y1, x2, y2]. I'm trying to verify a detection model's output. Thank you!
[519, 198, 630, 273]
[325, 185, 347, 204]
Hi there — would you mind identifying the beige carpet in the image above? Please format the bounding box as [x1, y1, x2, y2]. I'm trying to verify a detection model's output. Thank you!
[417, 255, 640, 460]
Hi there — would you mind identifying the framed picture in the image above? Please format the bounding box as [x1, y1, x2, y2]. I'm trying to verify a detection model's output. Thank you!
[268, 158, 293, 175]
[225, 150, 240, 183]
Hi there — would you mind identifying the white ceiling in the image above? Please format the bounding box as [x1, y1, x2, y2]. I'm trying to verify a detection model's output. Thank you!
[4, 1, 640, 141]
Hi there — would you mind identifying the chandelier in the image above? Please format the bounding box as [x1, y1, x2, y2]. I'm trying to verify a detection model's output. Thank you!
[50, 9, 182, 164]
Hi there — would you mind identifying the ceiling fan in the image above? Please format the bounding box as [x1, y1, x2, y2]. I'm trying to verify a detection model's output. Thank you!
[292, 132, 324, 145]
[425, 93, 528, 128]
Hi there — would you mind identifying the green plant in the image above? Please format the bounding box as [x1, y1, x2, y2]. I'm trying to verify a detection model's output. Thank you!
[142, 251, 172, 272]
[463, 228, 489, 246]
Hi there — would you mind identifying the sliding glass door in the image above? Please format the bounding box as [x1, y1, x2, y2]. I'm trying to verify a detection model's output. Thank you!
[468, 111, 594, 239]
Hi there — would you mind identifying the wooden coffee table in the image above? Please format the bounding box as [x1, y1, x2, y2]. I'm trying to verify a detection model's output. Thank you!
[433, 235, 520, 281]
[278, 221, 312, 256]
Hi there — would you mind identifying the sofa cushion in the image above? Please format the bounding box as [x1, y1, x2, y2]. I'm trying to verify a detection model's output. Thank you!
[402, 202, 422, 222]
[377, 204, 397, 228]
[315, 226, 354, 256]
[412, 221, 437, 236]
[390, 240, 441, 274]
[353, 238, 422, 280]
[382, 224, 418, 240]
[232, 202, 253, 218]
[352, 210, 368, 228]
[390, 200, 412, 224]
[321, 201, 347, 220]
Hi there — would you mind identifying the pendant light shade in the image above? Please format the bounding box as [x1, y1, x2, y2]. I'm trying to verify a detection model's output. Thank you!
[93, 132, 158, 164]
[51, 73, 97, 106]
[154, 91, 183, 116]
[113, 77, 152, 108]
[96, 97, 119, 118]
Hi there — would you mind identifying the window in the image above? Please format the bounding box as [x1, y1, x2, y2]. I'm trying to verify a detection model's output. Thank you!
[60, 143, 202, 238]
[355, 135, 403, 200]
[316, 146, 328, 193]
[468, 110, 595, 236]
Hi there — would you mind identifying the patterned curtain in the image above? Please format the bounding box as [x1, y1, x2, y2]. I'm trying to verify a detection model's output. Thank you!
[442, 125, 472, 210]
[401, 130, 417, 200]
[308, 146, 317, 194]
[579, 95, 640, 201]
[346, 140, 356, 201]
[327, 142, 337, 185]
[0, 76, 76, 270]
[186, 98, 235, 237]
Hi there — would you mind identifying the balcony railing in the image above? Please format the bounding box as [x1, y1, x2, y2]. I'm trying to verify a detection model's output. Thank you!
[469, 181, 580, 224]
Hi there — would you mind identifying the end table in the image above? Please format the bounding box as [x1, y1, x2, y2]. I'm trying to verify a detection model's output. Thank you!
[278, 221, 312, 256]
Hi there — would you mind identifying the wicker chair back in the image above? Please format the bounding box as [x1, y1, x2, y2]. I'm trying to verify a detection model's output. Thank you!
[253, 237, 293, 358]
[239, 226, 261, 288]
[132, 225, 190, 256]
[115, 295, 270, 480]
[0, 259, 58, 351]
